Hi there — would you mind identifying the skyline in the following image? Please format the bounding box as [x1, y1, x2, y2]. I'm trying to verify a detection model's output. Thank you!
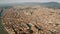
[0, 0, 60, 4]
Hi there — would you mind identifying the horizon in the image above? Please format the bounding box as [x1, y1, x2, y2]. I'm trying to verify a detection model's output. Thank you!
[0, 1, 60, 4]
[0, 0, 60, 4]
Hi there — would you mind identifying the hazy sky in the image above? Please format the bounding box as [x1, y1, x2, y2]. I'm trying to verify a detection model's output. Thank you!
[0, 0, 60, 4]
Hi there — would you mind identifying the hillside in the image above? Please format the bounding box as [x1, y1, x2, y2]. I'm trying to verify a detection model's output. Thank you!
[1, 6, 60, 34]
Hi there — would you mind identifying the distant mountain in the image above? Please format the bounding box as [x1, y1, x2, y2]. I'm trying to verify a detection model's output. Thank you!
[40, 2, 60, 9]
[0, 2, 60, 9]
[22, 2, 60, 9]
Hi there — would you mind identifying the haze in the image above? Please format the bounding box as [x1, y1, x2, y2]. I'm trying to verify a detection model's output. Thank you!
[0, 0, 60, 4]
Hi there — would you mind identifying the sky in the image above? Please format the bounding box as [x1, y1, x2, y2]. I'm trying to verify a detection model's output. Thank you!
[0, 0, 60, 4]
